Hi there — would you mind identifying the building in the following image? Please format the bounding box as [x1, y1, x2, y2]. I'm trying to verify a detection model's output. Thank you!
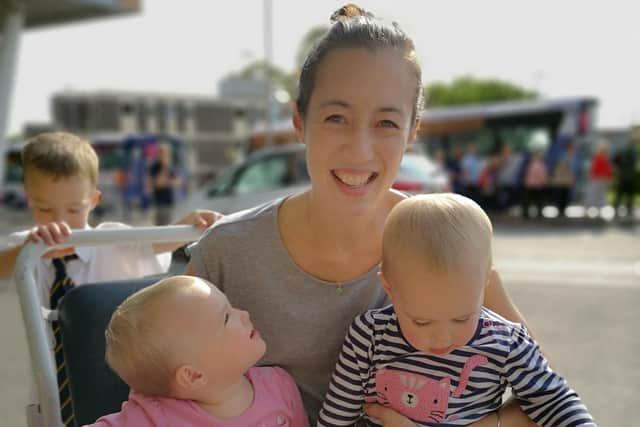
[51, 90, 265, 182]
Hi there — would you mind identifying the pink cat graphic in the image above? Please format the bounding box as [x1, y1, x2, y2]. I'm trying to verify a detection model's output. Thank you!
[374, 355, 488, 423]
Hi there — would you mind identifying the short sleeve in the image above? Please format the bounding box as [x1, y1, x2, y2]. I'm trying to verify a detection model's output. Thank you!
[6, 229, 29, 248]
[187, 224, 224, 292]
[83, 394, 158, 427]
[95, 222, 170, 275]
[505, 324, 595, 426]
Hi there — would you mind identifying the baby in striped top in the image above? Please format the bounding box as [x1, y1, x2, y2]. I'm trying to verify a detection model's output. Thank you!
[318, 193, 595, 427]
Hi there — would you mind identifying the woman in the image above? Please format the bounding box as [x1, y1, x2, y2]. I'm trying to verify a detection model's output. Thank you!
[187, 4, 535, 426]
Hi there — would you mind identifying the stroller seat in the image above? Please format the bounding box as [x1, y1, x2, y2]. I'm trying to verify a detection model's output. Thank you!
[58, 276, 163, 426]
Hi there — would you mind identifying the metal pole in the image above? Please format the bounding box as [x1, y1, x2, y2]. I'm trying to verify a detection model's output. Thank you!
[0, 2, 24, 190]
[14, 225, 202, 427]
[263, 0, 274, 146]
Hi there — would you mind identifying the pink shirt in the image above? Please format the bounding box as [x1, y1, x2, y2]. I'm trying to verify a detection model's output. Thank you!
[84, 367, 309, 427]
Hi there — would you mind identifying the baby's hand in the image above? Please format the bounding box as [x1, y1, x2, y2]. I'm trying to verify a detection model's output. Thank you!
[173, 210, 224, 230]
[28, 222, 75, 259]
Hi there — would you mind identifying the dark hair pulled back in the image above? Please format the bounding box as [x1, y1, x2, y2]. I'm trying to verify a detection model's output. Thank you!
[296, 3, 424, 122]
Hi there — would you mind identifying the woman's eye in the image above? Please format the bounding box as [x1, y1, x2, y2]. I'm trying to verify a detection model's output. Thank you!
[378, 120, 399, 129]
[325, 114, 345, 124]
[39, 208, 52, 213]
[68, 209, 80, 214]
[224, 313, 230, 325]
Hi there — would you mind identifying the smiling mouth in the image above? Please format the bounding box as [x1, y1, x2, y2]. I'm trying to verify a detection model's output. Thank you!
[331, 170, 378, 187]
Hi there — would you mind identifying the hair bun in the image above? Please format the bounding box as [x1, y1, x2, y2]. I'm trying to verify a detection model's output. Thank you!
[330, 3, 373, 22]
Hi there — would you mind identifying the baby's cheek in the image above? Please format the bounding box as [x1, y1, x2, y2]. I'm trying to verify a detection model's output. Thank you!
[454, 323, 478, 347]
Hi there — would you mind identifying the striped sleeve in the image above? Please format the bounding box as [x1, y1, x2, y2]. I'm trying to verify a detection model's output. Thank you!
[318, 313, 375, 426]
[505, 324, 596, 426]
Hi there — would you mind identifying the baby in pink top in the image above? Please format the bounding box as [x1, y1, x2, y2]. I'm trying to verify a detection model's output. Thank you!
[84, 275, 309, 427]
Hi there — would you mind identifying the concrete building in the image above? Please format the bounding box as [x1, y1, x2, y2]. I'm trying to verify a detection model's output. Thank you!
[51, 90, 264, 182]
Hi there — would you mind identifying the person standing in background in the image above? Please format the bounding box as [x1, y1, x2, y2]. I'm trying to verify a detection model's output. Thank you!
[522, 151, 548, 218]
[613, 130, 639, 220]
[149, 143, 180, 225]
[549, 141, 577, 217]
[585, 142, 613, 211]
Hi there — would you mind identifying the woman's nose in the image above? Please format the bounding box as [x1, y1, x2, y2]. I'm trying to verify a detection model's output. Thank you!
[346, 125, 374, 160]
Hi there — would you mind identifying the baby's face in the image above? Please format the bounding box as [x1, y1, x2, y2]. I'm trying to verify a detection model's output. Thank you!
[382, 256, 487, 356]
[178, 279, 266, 385]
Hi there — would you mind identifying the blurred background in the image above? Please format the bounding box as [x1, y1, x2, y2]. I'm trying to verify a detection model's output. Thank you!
[1, 0, 639, 426]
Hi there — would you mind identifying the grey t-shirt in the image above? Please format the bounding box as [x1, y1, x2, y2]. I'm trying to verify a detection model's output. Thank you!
[189, 197, 388, 420]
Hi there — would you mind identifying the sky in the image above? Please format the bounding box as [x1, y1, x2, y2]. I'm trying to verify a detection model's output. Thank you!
[6, 0, 640, 134]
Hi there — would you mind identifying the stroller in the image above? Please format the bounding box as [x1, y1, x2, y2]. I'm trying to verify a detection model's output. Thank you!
[14, 226, 201, 427]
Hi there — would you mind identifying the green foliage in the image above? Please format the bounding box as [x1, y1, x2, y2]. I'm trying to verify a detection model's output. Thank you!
[294, 26, 329, 70]
[426, 76, 539, 107]
[224, 60, 297, 98]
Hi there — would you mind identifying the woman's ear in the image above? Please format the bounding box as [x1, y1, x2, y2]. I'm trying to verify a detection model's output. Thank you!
[378, 271, 393, 301]
[292, 106, 305, 144]
[405, 119, 419, 150]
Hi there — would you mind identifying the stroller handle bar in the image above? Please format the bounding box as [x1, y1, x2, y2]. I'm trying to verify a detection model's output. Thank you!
[14, 225, 202, 427]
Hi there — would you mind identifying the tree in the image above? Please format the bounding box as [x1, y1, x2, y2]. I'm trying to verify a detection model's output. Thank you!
[426, 76, 539, 107]
[223, 60, 296, 99]
[294, 25, 329, 70]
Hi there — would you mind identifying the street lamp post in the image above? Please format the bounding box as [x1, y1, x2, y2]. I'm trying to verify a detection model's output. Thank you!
[0, 2, 24, 190]
[263, 0, 274, 147]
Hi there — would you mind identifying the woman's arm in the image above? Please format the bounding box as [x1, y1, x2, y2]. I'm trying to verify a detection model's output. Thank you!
[364, 401, 538, 427]
[483, 269, 531, 332]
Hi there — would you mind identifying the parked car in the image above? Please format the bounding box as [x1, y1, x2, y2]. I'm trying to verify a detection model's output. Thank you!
[174, 144, 450, 218]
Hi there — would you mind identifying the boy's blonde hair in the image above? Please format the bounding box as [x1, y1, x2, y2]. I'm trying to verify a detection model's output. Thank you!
[382, 193, 493, 279]
[105, 276, 193, 396]
[22, 132, 98, 188]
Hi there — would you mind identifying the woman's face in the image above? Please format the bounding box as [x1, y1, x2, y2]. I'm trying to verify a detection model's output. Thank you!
[296, 47, 418, 213]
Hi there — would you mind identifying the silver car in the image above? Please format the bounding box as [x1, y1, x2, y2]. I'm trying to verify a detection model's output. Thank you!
[174, 144, 449, 218]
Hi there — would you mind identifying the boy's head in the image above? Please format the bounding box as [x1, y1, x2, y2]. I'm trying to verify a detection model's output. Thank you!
[105, 275, 266, 399]
[22, 132, 100, 229]
[380, 193, 493, 356]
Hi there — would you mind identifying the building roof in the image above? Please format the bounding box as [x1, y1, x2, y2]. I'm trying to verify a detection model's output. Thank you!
[19, 0, 140, 29]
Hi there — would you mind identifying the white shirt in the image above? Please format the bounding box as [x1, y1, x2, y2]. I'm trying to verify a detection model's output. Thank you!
[9, 222, 171, 310]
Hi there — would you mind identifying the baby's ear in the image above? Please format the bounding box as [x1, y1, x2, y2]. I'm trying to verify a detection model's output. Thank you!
[174, 364, 205, 391]
[378, 271, 393, 301]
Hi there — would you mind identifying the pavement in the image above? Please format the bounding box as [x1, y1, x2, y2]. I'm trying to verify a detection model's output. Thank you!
[1, 207, 639, 426]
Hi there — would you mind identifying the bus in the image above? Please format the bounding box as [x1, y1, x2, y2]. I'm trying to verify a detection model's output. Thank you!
[248, 96, 599, 206]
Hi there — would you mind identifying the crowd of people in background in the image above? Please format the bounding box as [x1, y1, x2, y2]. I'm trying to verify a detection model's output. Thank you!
[439, 131, 639, 220]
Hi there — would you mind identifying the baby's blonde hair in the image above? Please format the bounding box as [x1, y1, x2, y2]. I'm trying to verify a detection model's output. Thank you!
[105, 276, 196, 396]
[382, 193, 493, 280]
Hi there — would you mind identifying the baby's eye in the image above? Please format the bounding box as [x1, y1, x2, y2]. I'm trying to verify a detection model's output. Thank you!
[413, 320, 431, 327]
[38, 208, 52, 213]
[378, 119, 399, 129]
[224, 313, 229, 325]
[68, 209, 80, 214]
[454, 317, 471, 323]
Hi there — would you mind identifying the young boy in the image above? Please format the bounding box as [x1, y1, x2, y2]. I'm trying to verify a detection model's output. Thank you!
[318, 194, 595, 426]
[0, 132, 219, 426]
[86, 275, 309, 427]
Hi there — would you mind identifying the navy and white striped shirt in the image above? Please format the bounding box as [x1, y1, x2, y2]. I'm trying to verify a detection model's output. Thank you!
[319, 305, 595, 426]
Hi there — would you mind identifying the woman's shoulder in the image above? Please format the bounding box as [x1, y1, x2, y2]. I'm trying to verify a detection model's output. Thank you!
[198, 198, 283, 241]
